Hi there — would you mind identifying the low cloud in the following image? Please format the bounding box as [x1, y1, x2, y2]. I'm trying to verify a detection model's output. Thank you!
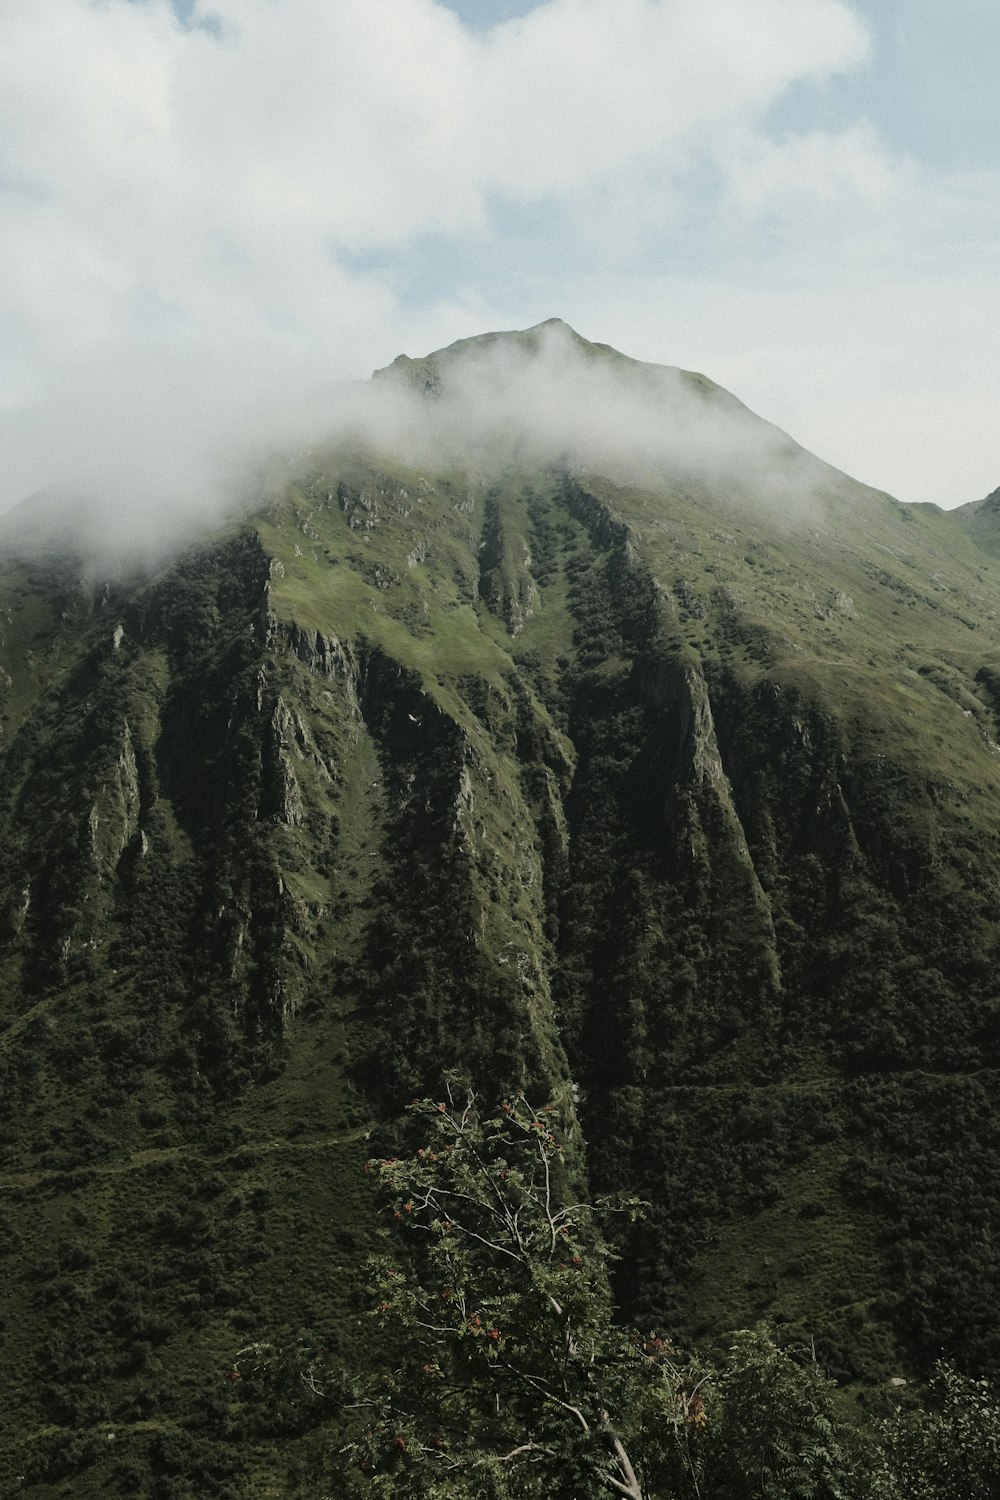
[2, 318, 844, 566]
[358, 320, 829, 509]
[0, 0, 871, 541]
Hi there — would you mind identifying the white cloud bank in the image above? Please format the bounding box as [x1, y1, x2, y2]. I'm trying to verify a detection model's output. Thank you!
[366, 320, 831, 506]
[3, 319, 841, 564]
[1, 0, 995, 520]
[0, 0, 872, 521]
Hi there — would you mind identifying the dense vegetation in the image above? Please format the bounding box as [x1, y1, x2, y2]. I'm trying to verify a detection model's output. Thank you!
[311, 1090, 1000, 1499]
[3, 325, 1000, 1493]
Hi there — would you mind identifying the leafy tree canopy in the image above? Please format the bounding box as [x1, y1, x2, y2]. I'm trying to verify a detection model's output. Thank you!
[234, 1086, 1000, 1500]
[340, 1088, 862, 1499]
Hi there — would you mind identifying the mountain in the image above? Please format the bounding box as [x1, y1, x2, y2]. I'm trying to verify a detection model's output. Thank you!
[3, 322, 1000, 1495]
[948, 483, 1000, 555]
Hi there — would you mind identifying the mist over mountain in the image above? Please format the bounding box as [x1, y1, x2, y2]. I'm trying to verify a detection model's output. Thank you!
[2, 318, 872, 568]
[3, 323, 1000, 1496]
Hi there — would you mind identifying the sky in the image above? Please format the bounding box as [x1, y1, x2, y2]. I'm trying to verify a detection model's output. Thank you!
[1, 0, 998, 520]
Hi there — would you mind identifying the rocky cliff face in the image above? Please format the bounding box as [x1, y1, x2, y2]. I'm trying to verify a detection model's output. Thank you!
[4, 328, 1000, 1495]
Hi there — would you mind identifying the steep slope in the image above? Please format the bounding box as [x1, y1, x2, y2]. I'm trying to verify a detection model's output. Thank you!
[4, 325, 1000, 1494]
[945, 482, 1000, 556]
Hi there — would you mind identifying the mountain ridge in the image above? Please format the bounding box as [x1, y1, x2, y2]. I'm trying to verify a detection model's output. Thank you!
[3, 325, 1000, 1495]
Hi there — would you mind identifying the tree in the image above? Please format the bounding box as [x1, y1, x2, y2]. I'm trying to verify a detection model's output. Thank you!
[233, 1088, 999, 1499]
[868, 1362, 1000, 1500]
[702, 1328, 858, 1500]
[343, 1087, 706, 1499]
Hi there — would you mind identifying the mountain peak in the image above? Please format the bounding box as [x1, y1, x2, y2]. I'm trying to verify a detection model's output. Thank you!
[8, 315, 1000, 1495]
[372, 316, 596, 393]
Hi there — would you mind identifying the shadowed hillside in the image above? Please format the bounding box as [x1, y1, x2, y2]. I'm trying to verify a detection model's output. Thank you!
[3, 324, 1000, 1495]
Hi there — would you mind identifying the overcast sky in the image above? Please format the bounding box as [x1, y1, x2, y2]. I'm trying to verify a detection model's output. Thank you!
[1, 0, 998, 516]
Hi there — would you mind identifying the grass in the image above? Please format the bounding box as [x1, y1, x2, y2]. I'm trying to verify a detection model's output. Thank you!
[5, 369, 1000, 1492]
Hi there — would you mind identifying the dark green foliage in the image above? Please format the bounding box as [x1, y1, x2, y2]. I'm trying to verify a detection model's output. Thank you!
[349, 1091, 1000, 1500]
[700, 1330, 860, 1500]
[869, 1362, 1000, 1500]
[844, 1074, 1000, 1374]
[5, 325, 1000, 1495]
[340, 1091, 665, 1499]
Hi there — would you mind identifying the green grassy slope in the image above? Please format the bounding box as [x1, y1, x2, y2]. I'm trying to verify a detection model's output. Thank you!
[3, 325, 1000, 1492]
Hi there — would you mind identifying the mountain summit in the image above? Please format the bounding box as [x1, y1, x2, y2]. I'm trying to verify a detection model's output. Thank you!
[3, 326, 1000, 1494]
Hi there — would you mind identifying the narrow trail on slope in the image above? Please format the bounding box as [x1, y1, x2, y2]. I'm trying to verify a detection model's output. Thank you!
[0, 1126, 372, 1192]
